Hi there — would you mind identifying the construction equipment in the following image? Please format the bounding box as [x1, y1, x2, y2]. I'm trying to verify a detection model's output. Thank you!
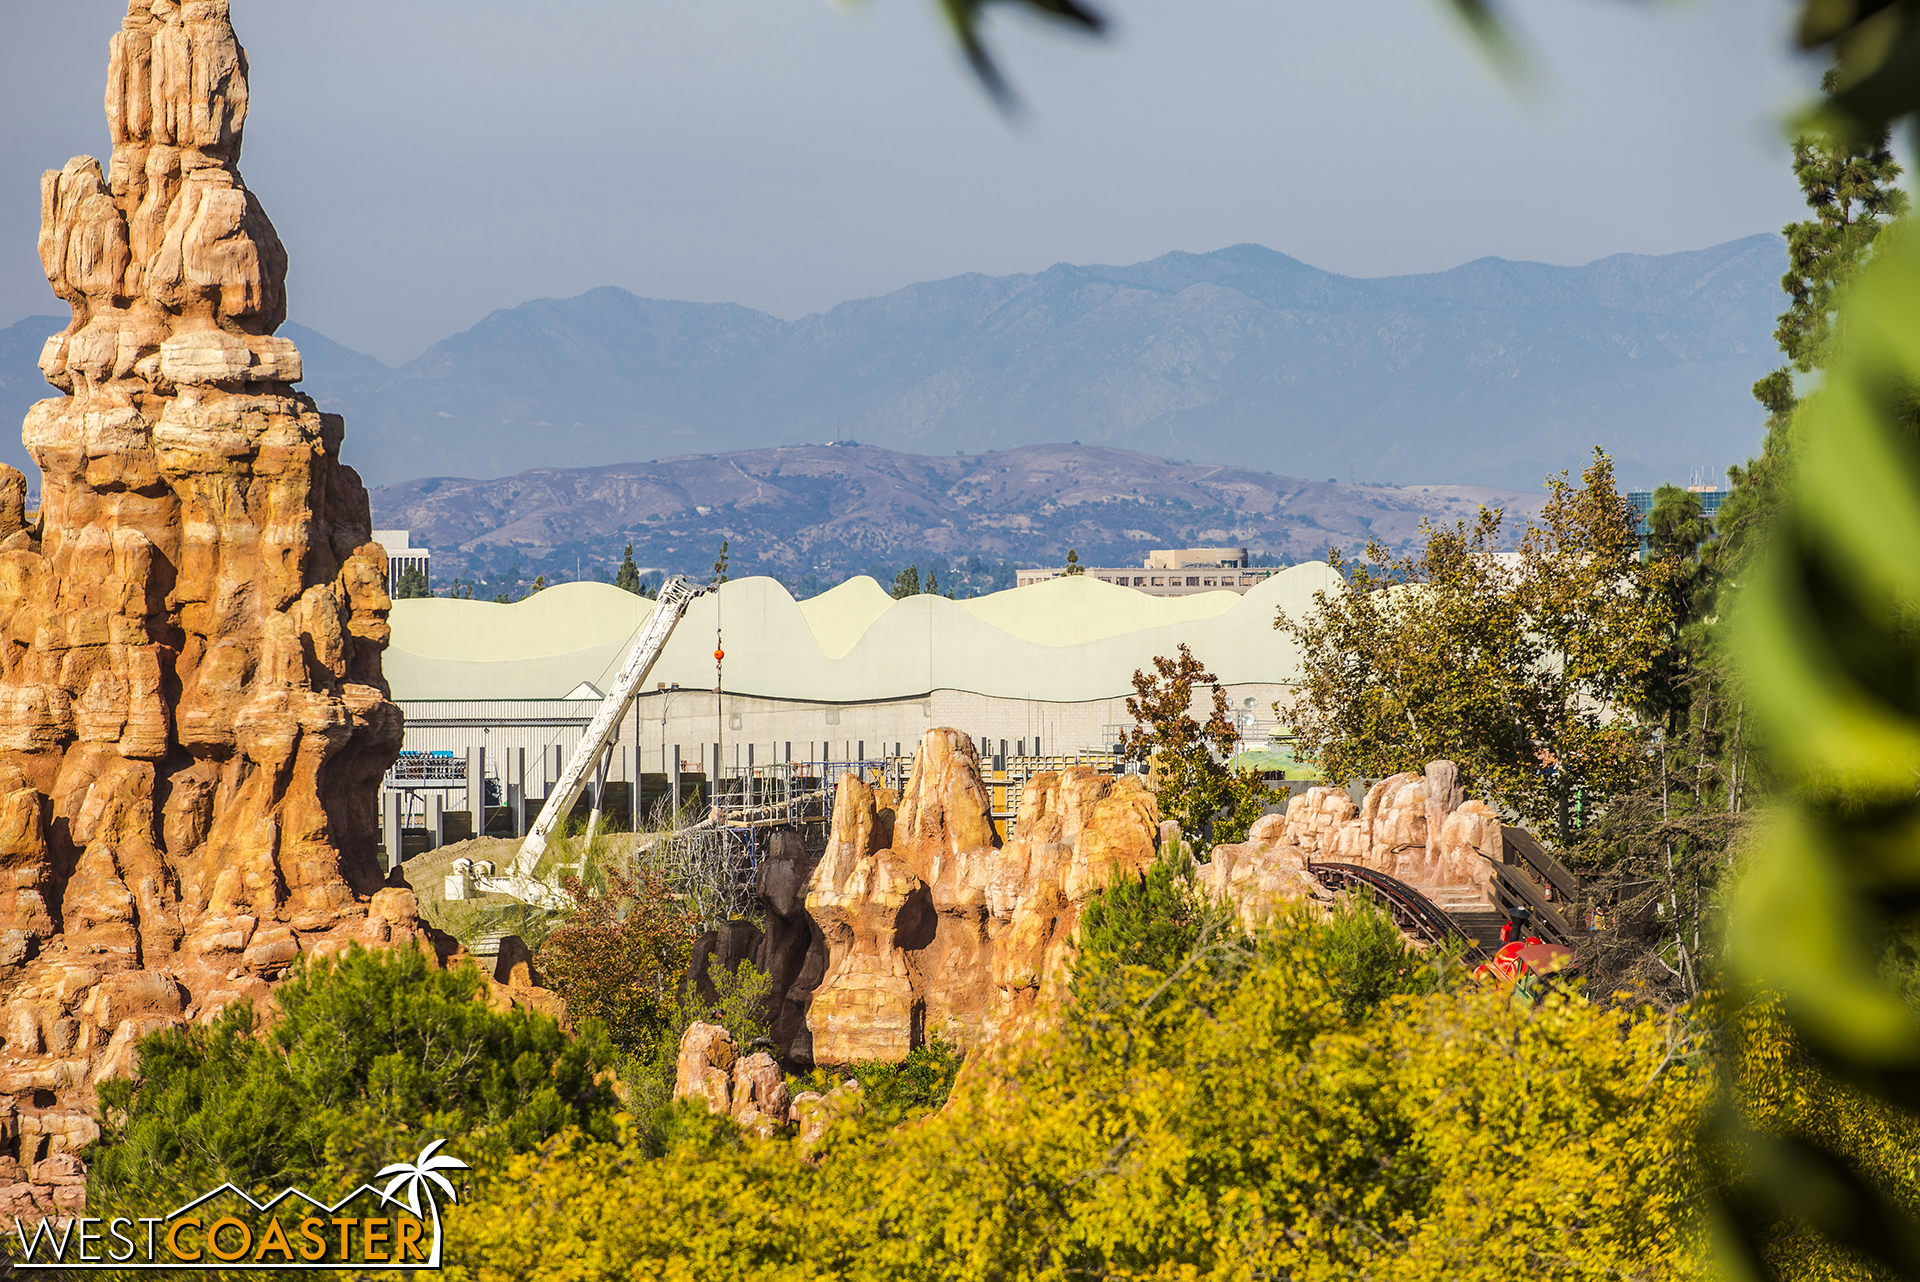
[477, 575, 705, 905]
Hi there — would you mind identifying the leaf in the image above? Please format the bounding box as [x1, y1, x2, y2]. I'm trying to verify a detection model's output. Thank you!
[934, 0, 1106, 111]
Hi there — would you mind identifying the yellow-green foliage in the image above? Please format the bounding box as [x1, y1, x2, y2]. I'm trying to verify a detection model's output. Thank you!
[1726, 997, 1920, 1280]
[424, 923, 1713, 1282]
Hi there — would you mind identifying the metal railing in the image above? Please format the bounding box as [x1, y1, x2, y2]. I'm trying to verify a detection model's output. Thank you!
[388, 751, 467, 785]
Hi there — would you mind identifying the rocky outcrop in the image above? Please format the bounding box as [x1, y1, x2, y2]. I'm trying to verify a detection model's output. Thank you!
[801, 728, 1159, 1065]
[0, 0, 443, 1172]
[670, 1020, 796, 1139]
[755, 828, 824, 1058]
[1196, 761, 1502, 926]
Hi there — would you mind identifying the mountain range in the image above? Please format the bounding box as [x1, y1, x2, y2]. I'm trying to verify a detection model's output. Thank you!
[4, 234, 1783, 492]
[368, 442, 1545, 598]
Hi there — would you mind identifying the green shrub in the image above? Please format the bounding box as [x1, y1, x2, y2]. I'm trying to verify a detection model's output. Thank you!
[618, 959, 777, 1152]
[1076, 843, 1231, 980]
[1308, 888, 1469, 1022]
[794, 1036, 966, 1128]
[86, 944, 618, 1204]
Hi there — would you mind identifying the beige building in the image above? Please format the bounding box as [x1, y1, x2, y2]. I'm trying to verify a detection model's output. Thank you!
[380, 568, 1330, 842]
[1017, 547, 1275, 597]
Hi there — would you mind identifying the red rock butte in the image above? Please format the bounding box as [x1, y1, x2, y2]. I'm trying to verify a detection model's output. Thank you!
[0, 0, 444, 1208]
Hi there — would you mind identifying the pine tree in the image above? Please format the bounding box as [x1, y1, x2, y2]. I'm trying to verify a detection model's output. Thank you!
[712, 540, 730, 586]
[1064, 549, 1084, 576]
[394, 566, 430, 598]
[615, 543, 643, 595]
[926, 569, 939, 596]
[891, 566, 921, 599]
[1718, 69, 1908, 574]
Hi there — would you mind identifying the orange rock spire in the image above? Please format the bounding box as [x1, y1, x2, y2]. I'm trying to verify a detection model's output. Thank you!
[0, 0, 432, 1198]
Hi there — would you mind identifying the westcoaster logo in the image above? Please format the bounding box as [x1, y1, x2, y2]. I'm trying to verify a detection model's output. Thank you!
[10, 1140, 468, 1270]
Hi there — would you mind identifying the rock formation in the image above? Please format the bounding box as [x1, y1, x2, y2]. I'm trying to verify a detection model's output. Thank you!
[757, 738, 1508, 1067]
[1196, 761, 1502, 927]
[785, 728, 1159, 1065]
[670, 1020, 800, 1141]
[0, 0, 441, 1187]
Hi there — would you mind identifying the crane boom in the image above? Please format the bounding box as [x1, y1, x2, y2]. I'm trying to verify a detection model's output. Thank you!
[480, 575, 704, 902]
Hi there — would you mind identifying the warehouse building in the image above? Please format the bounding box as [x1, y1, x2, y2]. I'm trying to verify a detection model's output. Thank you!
[380, 565, 1335, 848]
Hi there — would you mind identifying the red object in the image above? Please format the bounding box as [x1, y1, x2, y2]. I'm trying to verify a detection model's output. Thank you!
[714, 648, 724, 662]
[1517, 942, 1575, 974]
[1475, 936, 1543, 983]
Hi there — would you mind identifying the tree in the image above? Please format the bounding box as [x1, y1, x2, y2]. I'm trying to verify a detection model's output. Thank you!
[891, 565, 921, 599]
[1716, 73, 1909, 576]
[925, 568, 939, 596]
[615, 543, 644, 594]
[537, 866, 701, 1060]
[439, 904, 1709, 1282]
[1278, 451, 1668, 842]
[1772, 75, 1908, 383]
[86, 946, 618, 1206]
[712, 539, 730, 585]
[1063, 548, 1084, 576]
[525, 574, 546, 599]
[1120, 644, 1275, 844]
[394, 565, 431, 598]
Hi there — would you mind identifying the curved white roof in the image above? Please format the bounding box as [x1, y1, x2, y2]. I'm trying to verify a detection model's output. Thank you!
[384, 564, 1342, 703]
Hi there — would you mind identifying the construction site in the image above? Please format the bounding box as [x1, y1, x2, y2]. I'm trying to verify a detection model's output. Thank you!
[397, 571, 1589, 971]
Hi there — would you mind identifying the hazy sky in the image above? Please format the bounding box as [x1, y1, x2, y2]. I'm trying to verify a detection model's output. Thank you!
[2, 0, 1822, 366]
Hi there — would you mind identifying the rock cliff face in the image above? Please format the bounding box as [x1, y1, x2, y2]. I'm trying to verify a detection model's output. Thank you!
[0, 0, 432, 1189]
[758, 739, 1507, 1069]
[1196, 760, 1501, 926]
[775, 728, 1159, 1065]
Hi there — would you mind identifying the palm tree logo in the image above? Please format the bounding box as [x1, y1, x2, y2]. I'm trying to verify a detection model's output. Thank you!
[376, 1140, 469, 1267]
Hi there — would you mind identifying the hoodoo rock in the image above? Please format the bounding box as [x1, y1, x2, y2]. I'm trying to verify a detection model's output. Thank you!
[1195, 762, 1502, 927]
[0, 0, 447, 1180]
[797, 729, 1159, 1063]
[757, 737, 1510, 1068]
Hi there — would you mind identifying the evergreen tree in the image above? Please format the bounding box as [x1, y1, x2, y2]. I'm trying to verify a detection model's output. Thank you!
[615, 543, 644, 595]
[891, 565, 921, 599]
[1718, 70, 1908, 574]
[926, 568, 939, 596]
[1063, 549, 1084, 576]
[87, 947, 617, 1205]
[394, 566, 431, 598]
[711, 540, 730, 586]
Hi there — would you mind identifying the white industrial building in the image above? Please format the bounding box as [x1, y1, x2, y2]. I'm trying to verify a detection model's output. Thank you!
[372, 529, 432, 595]
[379, 566, 1337, 851]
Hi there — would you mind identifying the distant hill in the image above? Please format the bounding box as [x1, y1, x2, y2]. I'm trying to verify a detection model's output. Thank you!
[322, 235, 1782, 491]
[369, 441, 1546, 598]
[5, 235, 1782, 493]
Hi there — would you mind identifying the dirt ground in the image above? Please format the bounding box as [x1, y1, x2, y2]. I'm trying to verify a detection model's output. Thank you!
[398, 831, 655, 945]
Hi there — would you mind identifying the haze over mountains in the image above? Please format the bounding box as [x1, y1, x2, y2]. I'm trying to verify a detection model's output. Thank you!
[370, 442, 1546, 597]
[2, 233, 1784, 493]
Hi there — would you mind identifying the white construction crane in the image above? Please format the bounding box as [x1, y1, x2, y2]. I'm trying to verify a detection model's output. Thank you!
[476, 574, 705, 905]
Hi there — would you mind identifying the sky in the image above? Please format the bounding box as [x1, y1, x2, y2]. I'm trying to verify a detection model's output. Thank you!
[1, 0, 1824, 367]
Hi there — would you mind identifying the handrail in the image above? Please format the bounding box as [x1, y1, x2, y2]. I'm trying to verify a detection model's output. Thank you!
[1502, 827, 1580, 904]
